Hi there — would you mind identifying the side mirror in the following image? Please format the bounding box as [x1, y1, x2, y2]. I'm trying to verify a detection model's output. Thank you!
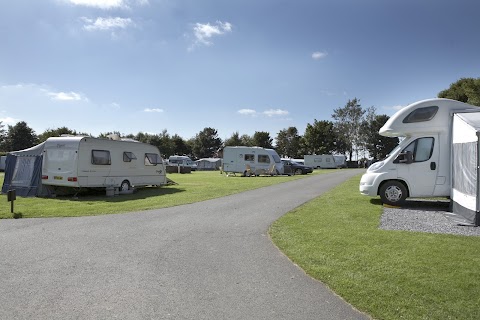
[397, 151, 413, 164]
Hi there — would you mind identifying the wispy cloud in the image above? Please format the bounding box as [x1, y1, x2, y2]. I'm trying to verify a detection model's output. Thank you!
[68, 0, 148, 10]
[237, 109, 257, 116]
[312, 51, 328, 60]
[238, 108, 290, 118]
[82, 17, 135, 31]
[189, 21, 232, 50]
[263, 109, 289, 117]
[144, 108, 164, 113]
[47, 91, 86, 101]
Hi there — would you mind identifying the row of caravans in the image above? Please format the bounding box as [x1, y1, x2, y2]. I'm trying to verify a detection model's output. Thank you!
[2, 136, 167, 197]
[359, 98, 480, 226]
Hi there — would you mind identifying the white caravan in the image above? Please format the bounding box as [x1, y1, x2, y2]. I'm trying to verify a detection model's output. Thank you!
[168, 155, 197, 171]
[359, 98, 478, 206]
[304, 154, 336, 169]
[42, 136, 167, 192]
[222, 146, 284, 176]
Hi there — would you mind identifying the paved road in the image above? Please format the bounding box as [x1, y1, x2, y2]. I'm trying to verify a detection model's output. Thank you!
[0, 169, 368, 320]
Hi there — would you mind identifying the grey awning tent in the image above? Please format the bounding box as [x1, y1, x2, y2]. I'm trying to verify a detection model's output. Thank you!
[450, 113, 480, 226]
[1, 142, 51, 197]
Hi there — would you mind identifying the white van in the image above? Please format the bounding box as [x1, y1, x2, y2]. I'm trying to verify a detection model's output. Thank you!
[222, 146, 284, 176]
[359, 98, 478, 205]
[168, 155, 197, 171]
[42, 136, 167, 192]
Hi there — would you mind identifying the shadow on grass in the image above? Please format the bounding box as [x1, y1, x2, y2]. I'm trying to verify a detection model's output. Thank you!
[50, 186, 185, 203]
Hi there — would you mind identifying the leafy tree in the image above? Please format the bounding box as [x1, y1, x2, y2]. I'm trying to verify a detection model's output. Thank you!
[361, 111, 399, 160]
[5, 121, 38, 151]
[172, 134, 191, 157]
[252, 131, 273, 149]
[438, 77, 480, 106]
[332, 98, 365, 161]
[38, 127, 89, 142]
[191, 127, 222, 159]
[275, 127, 301, 158]
[302, 120, 336, 155]
[224, 131, 243, 147]
[240, 134, 254, 146]
[0, 121, 6, 152]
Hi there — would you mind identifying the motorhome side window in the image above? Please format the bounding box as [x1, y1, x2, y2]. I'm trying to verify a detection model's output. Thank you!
[258, 155, 270, 163]
[145, 153, 160, 166]
[92, 150, 111, 165]
[123, 152, 137, 162]
[244, 154, 254, 161]
[402, 106, 438, 123]
[402, 137, 434, 162]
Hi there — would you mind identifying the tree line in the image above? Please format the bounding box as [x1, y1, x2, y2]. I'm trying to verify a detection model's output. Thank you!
[1, 77, 478, 160]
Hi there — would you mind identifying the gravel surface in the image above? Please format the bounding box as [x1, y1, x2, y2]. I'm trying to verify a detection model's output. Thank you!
[380, 200, 480, 237]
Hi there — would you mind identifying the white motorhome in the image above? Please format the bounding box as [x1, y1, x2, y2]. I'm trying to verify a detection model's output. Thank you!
[222, 146, 284, 176]
[359, 98, 479, 206]
[168, 155, 197, 171]
[304, 154, 336, 169]
[41, 136, 167, 192]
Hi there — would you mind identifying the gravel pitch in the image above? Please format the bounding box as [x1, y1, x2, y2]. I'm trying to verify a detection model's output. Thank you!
[380, 200, 480, 237]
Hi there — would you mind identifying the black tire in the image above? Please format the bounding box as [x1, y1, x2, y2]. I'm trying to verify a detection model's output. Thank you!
[120, 180, 130, 192]
[294, 168, 303, 175]
[379, 181, 407, 206]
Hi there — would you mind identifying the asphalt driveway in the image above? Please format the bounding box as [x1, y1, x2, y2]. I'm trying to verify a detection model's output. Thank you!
[0, 169, 368, 319]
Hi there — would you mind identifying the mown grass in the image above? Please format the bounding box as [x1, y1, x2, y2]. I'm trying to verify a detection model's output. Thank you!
[0, 170, 327, 218]
[270, 175, 480, 320]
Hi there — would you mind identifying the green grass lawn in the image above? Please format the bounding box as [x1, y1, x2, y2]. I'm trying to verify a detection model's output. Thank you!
[0, 170, 324, 218]
[270, 175, 480, 320]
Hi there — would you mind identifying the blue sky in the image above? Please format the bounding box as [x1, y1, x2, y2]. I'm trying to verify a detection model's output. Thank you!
[1, 0, 479, 142]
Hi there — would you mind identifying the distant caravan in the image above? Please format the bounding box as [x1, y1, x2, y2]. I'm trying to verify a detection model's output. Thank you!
[222, 146, 284, 176]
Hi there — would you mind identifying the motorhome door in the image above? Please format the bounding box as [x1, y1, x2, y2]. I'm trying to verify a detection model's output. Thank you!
[395, 135, 439, 197]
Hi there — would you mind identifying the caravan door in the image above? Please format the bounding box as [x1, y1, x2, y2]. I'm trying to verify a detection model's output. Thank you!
[395, 135, 440, 197]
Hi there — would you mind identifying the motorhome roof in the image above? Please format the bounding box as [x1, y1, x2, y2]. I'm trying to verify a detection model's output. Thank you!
[379, 98, 478, 137]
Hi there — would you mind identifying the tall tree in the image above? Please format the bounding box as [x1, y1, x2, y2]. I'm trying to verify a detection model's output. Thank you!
[240, 134, 254, 146]
[438, 77, 480, 106]
[224, 131, 243, 146]
[0, 121, 6, 152]
[252, 131, 273, 149]
[5, 121, 38, 151]
[191, 127, 222, 159]
[275, 127, 301, 158]
[172, 134, 191, 157]
[302, 120, 336, 155]
[332, 98, 365, 160]
[362, 112, 399, 160]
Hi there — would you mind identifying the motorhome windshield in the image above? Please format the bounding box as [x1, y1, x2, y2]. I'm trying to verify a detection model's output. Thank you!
[272, 154, 281, 163]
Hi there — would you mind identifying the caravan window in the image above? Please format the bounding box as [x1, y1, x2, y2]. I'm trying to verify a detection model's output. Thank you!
[402, 106, 438, 123]
[123, 152, 137, 162]
[145, 153, 161, 166]
[258, 155, 270, 164]
[92, 150, 111, 165]
[244, 154, 254, 162]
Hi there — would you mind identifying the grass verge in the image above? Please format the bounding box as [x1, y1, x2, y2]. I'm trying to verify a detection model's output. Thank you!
[269, 175, 480, 320]
[0, 170, 327, 218]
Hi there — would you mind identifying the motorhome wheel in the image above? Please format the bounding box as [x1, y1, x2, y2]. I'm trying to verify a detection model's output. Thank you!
[120, 180, 131, 192]
[379, 181, 407, 205]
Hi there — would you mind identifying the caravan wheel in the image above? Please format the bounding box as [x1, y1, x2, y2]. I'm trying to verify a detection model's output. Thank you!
[120, 180, 131, 192]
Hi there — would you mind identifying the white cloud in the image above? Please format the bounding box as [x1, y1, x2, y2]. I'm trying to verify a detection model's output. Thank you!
[144, 108, 164, 113]
[0, 116, 20, 125]
[190, 21, 232, 49]
[312, 51, 328, 60]
[237, 109, 257, 116]
[47, 91, 85, 101]
[82, 17, 135, 31]
[263, 109, 289, 117]
[68, 0, 127, 9]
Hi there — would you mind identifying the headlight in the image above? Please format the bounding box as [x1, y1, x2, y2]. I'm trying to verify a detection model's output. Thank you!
[367, 161, 385, 172]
